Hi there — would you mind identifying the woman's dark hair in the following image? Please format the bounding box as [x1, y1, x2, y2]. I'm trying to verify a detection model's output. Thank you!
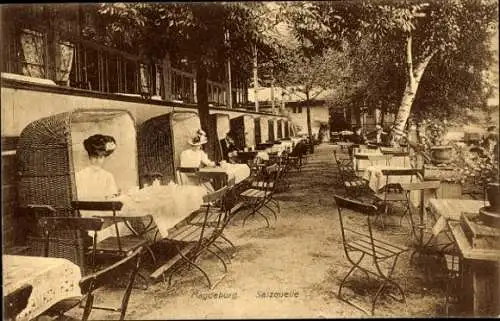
[83, 134, 116, 157]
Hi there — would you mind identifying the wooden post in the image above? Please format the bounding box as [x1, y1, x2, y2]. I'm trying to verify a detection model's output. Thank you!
[225, 29, 232, 108]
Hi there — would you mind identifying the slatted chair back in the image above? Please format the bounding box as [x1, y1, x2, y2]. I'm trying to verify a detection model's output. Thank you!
[334, 195, 378, 257]
[333, 150, 355, 183]
[186, 186, 229, 247]
[78, 247, 143, 321]
[4, 284, 33, 321]
[71, 200, 137, 269]
[39, 216, 105, 256]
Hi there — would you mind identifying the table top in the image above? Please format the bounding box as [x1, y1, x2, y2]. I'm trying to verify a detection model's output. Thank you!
[199, 164, 251, 184]
[448, 221, 500, 262]
[429, 198, 487, 221]
[113, 184, 207, 238]
[3, 255, 82, 321]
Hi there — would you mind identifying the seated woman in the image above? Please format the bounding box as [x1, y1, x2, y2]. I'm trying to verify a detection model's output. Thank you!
[75, 134, 130, 240]
[76, 134, 119, 199]
[179, 129, 216, 190]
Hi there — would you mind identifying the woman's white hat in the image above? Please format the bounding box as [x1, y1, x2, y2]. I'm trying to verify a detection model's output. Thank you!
[188, 129, 208, 146]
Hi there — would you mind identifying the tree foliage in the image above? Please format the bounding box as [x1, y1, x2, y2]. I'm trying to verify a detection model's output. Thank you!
[282, 0, 498, 130]
[273, 46, 354, 137]
[97, 3, 283, 131]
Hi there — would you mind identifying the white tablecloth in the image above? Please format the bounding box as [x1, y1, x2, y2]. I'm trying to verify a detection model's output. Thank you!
[354, 150, 410, 171]
[290, 137, 304, 147]
[80, 184, 206, 240]
[224, 163, 251, 184]
[199, 163, 251, 184]
[256, 151, 270, 161]
[362, 166, 416, 192]
[278, 140, 294, 152]
[268, 142, 292, 154]
[3, 255, 82, 321]
[116, 183, 206, 239]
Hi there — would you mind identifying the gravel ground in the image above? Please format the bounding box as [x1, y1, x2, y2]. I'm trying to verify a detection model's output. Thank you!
[66, 143, 451, 320]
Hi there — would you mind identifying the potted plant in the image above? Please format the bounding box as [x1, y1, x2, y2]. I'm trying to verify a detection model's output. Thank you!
[418, 118, 453, 164]
[455, 143, 499, 201]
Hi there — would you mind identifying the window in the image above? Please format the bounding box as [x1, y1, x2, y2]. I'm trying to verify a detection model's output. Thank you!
[19, 29, 47, 79]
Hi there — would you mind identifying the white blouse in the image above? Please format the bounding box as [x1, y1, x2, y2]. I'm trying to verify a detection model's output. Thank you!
[180, 149, 214, 168]
[75, 165, 119, 200]
[75, 165, 130, 239]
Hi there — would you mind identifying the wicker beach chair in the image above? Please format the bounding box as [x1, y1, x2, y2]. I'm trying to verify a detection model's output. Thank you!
[277, 119, 284, 140]
[229, 115, 255, 151]
[206, 113, 230, 164]
[17, 109, 140, 269]
[254, 117, 262, 145]
[268, 119, 276, 142]
[259, 117, 270, 143]
[284, 120, 290, 139]
[138, 111, 201, 185]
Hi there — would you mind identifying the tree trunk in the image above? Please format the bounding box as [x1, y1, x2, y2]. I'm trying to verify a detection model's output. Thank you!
[196, 61, 210, 134]
[391, 34, 436, 144]
[353, 103, 361, 127]
[306, 92, 312, 139]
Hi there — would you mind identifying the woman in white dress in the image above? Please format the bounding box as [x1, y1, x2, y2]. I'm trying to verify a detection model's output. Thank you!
[75, 134, 129, 240]
[179, 129, 216, 191]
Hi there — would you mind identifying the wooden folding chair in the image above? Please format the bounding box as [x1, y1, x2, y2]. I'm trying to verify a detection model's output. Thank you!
[186, 184, 236, 261]
[40, 247, 143, 321]
[334, 195, 409, 315]
[238, 164, 281, 228]
[4, 284, 33, 321]
[71, 201, 156, 272]
[151, 187, 230, 290]
[38, 216, 105, 274]
[334, 150, 370, 198]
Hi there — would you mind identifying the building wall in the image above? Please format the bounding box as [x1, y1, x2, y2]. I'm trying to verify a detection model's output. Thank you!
[286, 105, 330, 136]
[1, 83, 288, 138]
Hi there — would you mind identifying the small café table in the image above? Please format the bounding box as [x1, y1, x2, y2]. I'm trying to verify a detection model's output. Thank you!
[355, 149, 411, 171]
[361, 165, 415, 193]
[114, 183, 207, 240]
[198, 163, 251, 186]
[428, 198, 499, 316]
[3, 255, 82, 321]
